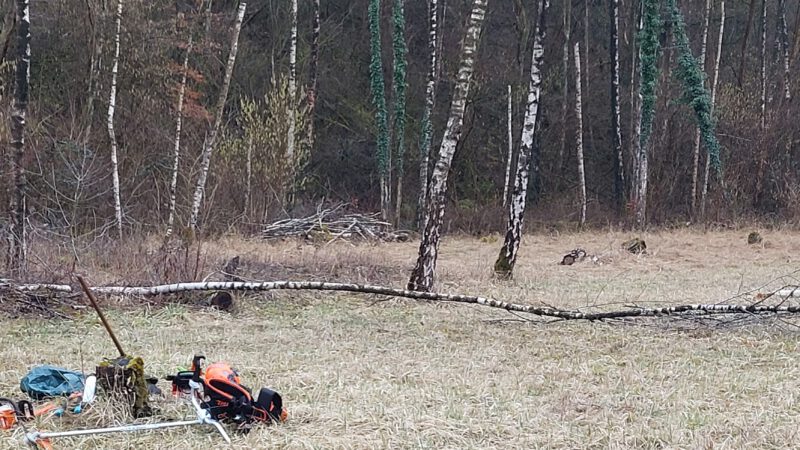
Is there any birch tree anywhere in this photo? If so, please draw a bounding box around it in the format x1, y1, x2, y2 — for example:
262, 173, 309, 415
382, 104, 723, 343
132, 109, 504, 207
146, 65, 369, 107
493, 0, 548, 280
6, 0, 30, 272
778, 0, 790, 100
107, 0, 124, 239
609, 0, 624, 211
392, 0, 408, 226
165, 34, 193, 239
417, 0, 438, 230
701, 0, 724, 219
760, 0, 766, 129
188, 2, 246, 231
691, 0, 711, 215
409, 0, 488, 291
502, 84, 513, 207
574, 42, 587, 228
368, 0, 391, 221
287, 0, 297, 160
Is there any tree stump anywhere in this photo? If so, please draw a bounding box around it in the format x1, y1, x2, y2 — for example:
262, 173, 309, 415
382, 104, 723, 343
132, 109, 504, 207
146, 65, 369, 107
622, 238, 647, 254
747, 231, 762, 245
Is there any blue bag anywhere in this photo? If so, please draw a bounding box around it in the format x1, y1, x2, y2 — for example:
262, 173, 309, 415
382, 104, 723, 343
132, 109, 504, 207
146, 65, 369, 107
19, 365, 85, 400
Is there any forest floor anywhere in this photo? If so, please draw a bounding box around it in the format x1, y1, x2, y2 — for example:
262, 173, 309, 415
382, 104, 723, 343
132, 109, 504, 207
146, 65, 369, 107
3, 229, 800, 448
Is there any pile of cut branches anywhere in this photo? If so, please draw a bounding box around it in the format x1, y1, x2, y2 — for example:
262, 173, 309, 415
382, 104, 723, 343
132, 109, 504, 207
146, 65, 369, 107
262, 203, 409, 242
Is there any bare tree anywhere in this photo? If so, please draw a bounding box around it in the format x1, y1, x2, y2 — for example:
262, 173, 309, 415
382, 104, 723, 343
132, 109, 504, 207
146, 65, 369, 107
408, 0, 488, 291
0, 0, 15, 64
188, 2, 246, 231
691, 0, 711, 216
418, 0, 438, 230
609, 0, 624, 211
6, 0, 30, 272
107, 0, 124, 239
574, 42, 587, 228
700, 0, 724, 219
502, 84, 513, 207
778, 0, 790, 100
760, 0, 766, 129
738, 0, 758, 86
558, 0, 570, 172
165, 34, 193, 239
306, 0, 320, 149
287, 0, 297, 160
493, 0, 548, 279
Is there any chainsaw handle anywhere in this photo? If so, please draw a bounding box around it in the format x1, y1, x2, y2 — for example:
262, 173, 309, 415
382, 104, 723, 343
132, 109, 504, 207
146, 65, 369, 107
191, 355, 205, 382
16, 401, 34, 420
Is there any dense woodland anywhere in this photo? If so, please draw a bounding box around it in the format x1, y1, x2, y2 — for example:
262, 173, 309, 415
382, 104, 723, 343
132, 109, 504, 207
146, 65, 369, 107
1, 0, 799, 248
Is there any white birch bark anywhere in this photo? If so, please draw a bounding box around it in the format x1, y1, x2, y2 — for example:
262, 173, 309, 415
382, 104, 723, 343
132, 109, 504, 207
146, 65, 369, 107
107, 0, 123, 239
287, 0, 297, 160
700, 0, 724, 219
610, 0, 624, 211
502, 84, 513, 207
8, 280, 799, 321
778, 0, 790, 100
574, 42, 587, 228
165, 34, 193, 239
417, 0, 438, 230
691, 0, 711, 216
493, 0, 548, 279
408, 0, 488, 291
6, 0, 30, 272
188, 2, 246, 231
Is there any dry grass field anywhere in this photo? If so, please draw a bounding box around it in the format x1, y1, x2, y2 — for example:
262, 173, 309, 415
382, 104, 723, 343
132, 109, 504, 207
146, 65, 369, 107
3, 229, 800, 449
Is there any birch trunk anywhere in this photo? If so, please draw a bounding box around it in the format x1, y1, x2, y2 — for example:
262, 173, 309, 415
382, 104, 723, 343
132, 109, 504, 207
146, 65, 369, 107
575, 42, 587, 228
306, 0, 320, 150
6, 279, 800, 321
493, 0, 548, 280
778, 0, 790, 100
558, 0, 570, 173
188, 2, 246, 231
107, 0, 123, 239
165, 34, 193, 239
502, 84, 513, 207
691, 0, 711, 216
610, 0, 624, 212
417, 0, 438, 231
408, 0, 488, 291
700, 0, 724, 219
287, 0, 297, 160
629, 0, 642, 203
6, 0, 29, 273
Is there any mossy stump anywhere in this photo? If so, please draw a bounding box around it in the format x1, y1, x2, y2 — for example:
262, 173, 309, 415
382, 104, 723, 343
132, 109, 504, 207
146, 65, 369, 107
747, 231, 762, 245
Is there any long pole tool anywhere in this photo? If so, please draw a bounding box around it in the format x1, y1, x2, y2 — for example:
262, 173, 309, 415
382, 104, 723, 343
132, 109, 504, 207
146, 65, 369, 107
76, 276, 126, 357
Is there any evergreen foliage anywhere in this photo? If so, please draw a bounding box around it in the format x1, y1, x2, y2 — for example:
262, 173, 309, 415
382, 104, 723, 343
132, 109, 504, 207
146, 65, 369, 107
392, 0, 408, 181
368, 0, 390, 179
668, 0, 722, 174
638, 0, 662, 152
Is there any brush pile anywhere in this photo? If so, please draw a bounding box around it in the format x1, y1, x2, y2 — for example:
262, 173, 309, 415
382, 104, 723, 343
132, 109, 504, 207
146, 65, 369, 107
261, 204, 409, 242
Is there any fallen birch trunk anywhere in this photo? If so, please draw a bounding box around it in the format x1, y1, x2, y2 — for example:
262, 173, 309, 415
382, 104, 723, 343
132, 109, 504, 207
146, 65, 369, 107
2, 281, 800, 321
